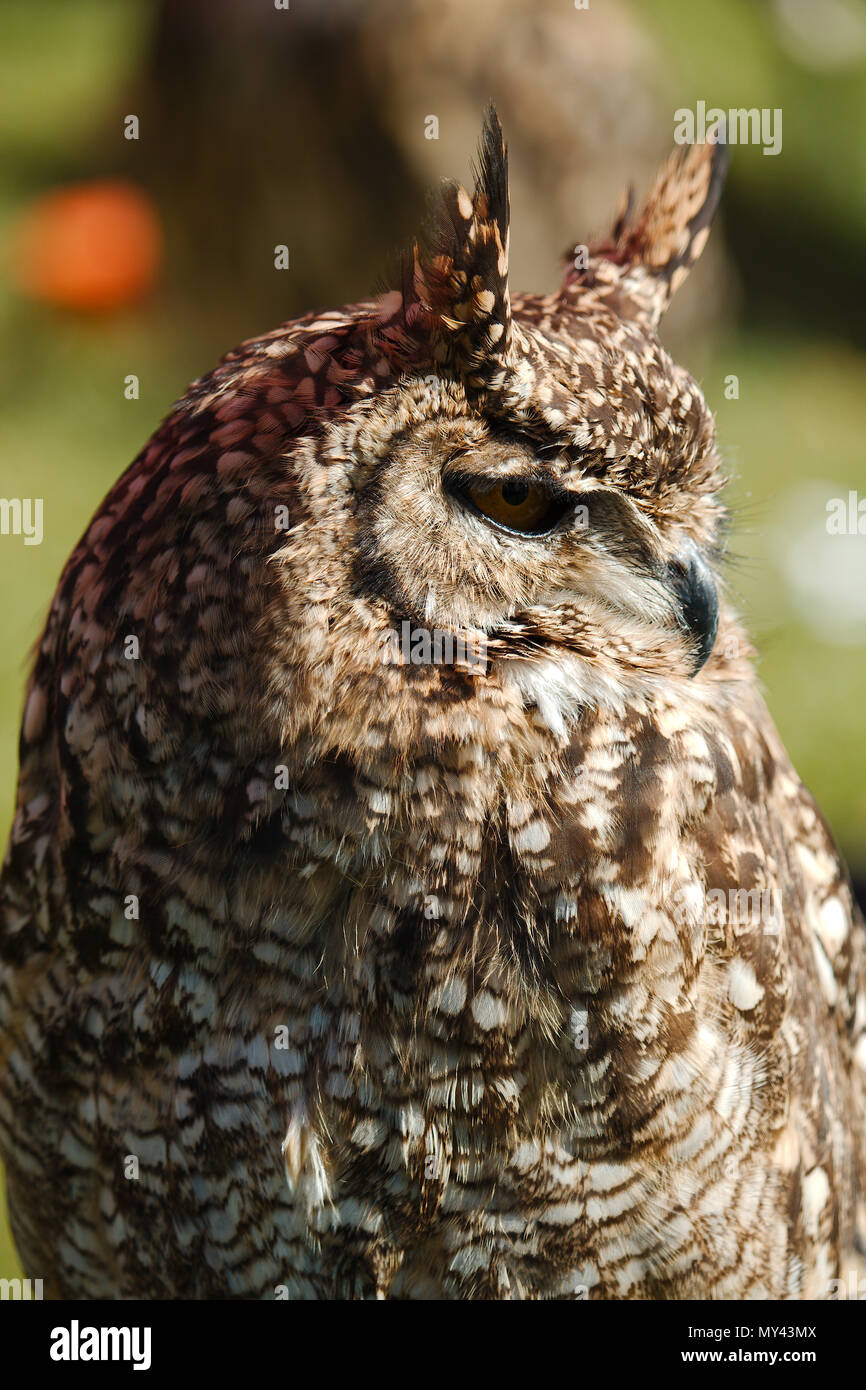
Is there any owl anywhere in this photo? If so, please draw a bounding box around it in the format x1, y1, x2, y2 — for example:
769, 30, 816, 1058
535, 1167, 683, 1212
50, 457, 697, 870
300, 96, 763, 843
1, 110, 864, 1301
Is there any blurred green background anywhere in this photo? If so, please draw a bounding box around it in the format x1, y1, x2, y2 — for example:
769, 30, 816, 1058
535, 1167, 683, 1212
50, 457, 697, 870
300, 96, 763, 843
0, 0, 864, 1283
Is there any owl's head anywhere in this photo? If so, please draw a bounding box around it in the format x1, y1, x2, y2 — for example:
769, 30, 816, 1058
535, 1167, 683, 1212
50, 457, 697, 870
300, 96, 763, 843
245, 110, 732, 765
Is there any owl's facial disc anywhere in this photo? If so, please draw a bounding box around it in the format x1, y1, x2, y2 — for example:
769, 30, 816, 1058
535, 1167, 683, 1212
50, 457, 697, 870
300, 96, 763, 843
351, 401, 721, 688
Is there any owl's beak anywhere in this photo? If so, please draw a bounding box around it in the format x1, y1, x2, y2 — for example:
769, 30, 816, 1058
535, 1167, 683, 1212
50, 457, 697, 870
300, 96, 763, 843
666, 542, 719, 675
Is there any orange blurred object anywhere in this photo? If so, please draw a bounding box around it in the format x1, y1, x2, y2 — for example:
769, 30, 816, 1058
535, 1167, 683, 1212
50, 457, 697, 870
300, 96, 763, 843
12, 180, 162, 312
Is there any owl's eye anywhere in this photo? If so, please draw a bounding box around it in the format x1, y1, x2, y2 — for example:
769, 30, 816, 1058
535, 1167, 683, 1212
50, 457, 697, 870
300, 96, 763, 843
458, 476, 567, 536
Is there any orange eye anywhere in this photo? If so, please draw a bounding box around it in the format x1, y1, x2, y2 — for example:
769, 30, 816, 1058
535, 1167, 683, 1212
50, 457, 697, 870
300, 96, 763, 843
467, 478, 558, 533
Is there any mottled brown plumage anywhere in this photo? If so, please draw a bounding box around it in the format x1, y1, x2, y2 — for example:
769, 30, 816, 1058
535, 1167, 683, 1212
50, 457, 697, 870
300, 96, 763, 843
1, 111, 864, 1300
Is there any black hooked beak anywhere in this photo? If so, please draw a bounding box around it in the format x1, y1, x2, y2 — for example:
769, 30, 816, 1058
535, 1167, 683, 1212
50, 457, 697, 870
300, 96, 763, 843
666, 542, 719, 675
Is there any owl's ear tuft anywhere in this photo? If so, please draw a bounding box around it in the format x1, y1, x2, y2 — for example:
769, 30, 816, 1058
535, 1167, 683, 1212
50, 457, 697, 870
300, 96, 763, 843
411, 104, 512, 390
566, 134, 728, 329
473, 103, 510, 254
